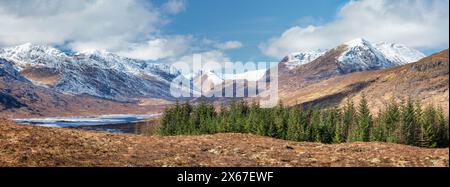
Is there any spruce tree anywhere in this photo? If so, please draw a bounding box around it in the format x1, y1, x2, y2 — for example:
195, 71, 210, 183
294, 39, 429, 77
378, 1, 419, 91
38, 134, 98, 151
298, 107, 310, 141
217, 105, 229, 133
320, 108, 339, 144
382, 99, 400, 143
414, 102, 423, 145
309, 107, 321, 142
159, 105, 175, 135
356, 94, 372, 142
246, 101, 261, 133
435, 107, 449, 147
400, 98, 418, 145
180, 101, 192, 134
371, 111, 385, 142
342, 99, 355, 142
333, 121, 344, 143
257, 109, 269, 136
273, 102, 287, 139
420, 106, 437, 147
287, 107, 302, 141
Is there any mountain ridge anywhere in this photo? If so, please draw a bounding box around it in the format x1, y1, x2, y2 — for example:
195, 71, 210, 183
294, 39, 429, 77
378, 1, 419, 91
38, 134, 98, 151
0, 43, 180, 101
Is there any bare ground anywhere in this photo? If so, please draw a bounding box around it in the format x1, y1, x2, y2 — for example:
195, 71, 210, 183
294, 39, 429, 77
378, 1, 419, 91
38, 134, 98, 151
0, 119, 448, 167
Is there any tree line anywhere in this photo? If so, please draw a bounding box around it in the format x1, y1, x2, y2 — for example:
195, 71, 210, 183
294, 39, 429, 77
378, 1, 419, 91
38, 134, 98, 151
158, 95, 449, 148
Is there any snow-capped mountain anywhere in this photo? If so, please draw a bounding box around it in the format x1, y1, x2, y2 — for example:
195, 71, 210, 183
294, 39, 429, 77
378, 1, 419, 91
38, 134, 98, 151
0, 58, 29, 82
374, 42, 426, 65
337, 38, 425, 73
283, 50, 326, 70
282, 38, 425, 73
0, 43, 180, 101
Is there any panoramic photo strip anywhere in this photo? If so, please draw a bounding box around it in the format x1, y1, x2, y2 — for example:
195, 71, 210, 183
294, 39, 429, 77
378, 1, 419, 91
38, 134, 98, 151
0, 0, 448, 184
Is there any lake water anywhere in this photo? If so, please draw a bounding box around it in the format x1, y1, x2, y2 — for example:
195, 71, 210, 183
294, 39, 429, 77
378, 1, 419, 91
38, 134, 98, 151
13, 114, 161, 133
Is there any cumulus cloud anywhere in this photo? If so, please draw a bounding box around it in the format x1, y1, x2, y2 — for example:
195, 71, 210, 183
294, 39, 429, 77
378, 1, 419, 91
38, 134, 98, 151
174, 50, 231, 65
0, 0, 242, 61
162, 0, 186, 14
0, 0, 162, 48
260, 0, 449, 59
215, 41, 243, 50
117, 35, 194, 61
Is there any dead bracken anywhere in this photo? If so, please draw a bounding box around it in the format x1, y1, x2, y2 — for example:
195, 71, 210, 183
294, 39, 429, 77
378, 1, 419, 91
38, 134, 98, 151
0, 119, 448, 167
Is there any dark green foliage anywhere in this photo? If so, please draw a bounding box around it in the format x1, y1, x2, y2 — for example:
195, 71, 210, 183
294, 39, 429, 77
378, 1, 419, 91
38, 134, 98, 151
355, 94, 372, 142
435, 107, 449, 147
342, 99, 355, 142
159, 98, 449, 148
400, 98, 419, 145
419, 106, 437, 147
381, 100, 400, 143
286, 107, 302, 141
371, 110, 384, 142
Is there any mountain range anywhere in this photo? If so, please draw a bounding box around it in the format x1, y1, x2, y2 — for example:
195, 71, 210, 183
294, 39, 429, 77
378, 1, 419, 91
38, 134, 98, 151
0, 38, 448, 117
0, 43, 179, 101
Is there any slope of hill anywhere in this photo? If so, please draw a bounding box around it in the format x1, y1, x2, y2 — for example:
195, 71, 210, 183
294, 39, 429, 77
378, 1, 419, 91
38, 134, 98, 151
279, 49, 449, 114
0, 119, 447, 167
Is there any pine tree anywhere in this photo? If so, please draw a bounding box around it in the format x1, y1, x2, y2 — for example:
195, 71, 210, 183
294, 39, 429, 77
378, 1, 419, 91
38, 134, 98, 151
159, 105, 175, 135
382, 99, 400, 143
257, 109, 269, 136
319, 108, 339, 144
217, 105, 229, 133
356, 94, 372, 142
286, 107, 302, 141
435, 107, 449, 147
371, 109, 385, 142
266, 110, 277, 137
246, 101, 261, 133
400, 98, 418, 145
298, 107, 310, 141
309, 107, 321, 142
179, 101, 192, 134
342, 99, 355, 142
333, 121, 344, 143
273, 102, 287, 139
414, 102, 423, 145
420, 106, 437, 147
226, 101, 238, 132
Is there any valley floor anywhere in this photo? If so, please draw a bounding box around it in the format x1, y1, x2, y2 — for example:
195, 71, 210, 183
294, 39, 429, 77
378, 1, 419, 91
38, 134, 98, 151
0, 119, 448, 167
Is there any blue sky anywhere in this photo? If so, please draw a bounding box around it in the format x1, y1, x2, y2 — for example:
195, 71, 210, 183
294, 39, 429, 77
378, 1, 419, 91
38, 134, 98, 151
154, 0, 347, 61
153, 0, 447, 61
0, 0, 448, 62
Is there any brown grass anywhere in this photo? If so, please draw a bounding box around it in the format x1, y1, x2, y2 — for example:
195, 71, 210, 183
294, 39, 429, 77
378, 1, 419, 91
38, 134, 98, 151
0, 118, 448, 167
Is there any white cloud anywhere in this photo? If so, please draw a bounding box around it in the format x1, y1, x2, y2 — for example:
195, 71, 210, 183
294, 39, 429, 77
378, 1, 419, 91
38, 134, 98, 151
113, 36, 242, 61
260, 0, 449, 59
162, 0, 186, 14
0, 0, 162, 48
215, 41, 243, 50
0, 0, 242, 61
117, 35, 194, 61
173, 50, 231, 66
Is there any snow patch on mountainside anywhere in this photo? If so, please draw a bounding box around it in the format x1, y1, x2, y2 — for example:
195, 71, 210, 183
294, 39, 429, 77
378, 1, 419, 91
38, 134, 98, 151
284, 50, 326, 70
337, 38, 425, 73
374, 42, 426, 65
0, 43, 69, 71
337, 38, 393, 72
